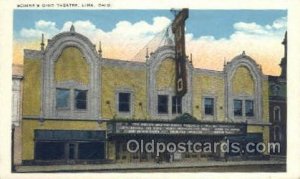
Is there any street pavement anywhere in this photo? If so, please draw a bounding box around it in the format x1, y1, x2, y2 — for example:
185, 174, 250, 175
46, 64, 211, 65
15, 156, 286, 173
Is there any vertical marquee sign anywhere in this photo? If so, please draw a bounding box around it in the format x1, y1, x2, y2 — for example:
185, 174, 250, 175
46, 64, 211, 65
172, 8, 189, 96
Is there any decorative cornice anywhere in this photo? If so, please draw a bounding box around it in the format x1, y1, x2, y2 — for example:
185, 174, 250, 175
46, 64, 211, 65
225, 54, 262, 74
102, 58, 146, 69
45, 31, 99, 59
193, 68, 224, 77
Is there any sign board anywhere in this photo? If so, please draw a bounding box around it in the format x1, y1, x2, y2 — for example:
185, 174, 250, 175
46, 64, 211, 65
172, 8, 189, 96
108, 121, 247, 136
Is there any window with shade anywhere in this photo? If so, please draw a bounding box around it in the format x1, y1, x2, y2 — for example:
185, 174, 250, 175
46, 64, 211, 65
234, 99, 255, 117
158, 95, 168, 114
204, 98, 214, 115
245, 100, 254, 117
234, 99, 243, 116
56, 88, 70, 109
75, 90, 87, 110
118, 92, 131, 112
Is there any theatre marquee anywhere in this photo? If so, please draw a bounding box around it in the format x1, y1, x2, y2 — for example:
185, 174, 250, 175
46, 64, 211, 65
107, 121, 247, 136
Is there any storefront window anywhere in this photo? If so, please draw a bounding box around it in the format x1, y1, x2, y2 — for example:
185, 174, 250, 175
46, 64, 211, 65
118, 92, 131, 112
35, 142, 65, 160
34, 130, 106, 161
78, 142, 105, 159
158, 95, 168, 114
204, 98, 214, 115
56, 88, 70, 109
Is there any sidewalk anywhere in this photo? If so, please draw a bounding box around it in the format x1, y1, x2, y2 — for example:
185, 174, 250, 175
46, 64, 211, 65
15, 157, 286, 173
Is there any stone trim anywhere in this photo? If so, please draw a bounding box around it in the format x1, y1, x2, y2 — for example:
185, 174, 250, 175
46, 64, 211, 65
247, 122, 272, 126
102, 58, 146, 69
12, 77, 23, 126
22, 116, 108, 122
56, 81, 89, 89
193, 68, 224, 77
224, 54, 263, 123
46, 32, 98, 54
42, 31, 101, 120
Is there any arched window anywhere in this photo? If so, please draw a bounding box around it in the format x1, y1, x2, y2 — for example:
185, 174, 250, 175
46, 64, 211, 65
274, 106, 281, 122
147, 46, 192, 120
43, 32, 100, 119
224, 54, 263, 122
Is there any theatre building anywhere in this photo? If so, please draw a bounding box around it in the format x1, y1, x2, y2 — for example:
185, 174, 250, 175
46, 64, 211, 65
20, 25, 270, 165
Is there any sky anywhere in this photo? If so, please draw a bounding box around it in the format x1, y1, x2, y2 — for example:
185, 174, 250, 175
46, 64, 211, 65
13, 10, 287, 75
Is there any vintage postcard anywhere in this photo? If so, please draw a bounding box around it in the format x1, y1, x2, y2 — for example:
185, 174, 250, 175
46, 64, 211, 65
1, 0, 300, 178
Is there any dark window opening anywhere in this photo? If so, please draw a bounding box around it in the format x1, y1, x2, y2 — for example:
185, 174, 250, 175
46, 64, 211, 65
118, 92, 131, 112
75, 90, 87, 110
234, 100, 242, 116
56, 88, 70, 109
204, 98, 214, 115
172, 96, 182, 114
274, 127, 281, 141
158, 95, 168, 114
274, 107, 281, 121
245, 100, 254, 117
68, 143, 76, 159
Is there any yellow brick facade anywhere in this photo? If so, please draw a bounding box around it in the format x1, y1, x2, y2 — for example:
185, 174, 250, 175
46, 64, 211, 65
156, 58, 176, 90
192, 74, 225, 121
55, 47, 89, 84
21, 30, 270, 162
22, 59, 41, 116
101, 65, 147, 119
232, 66, 255, 96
